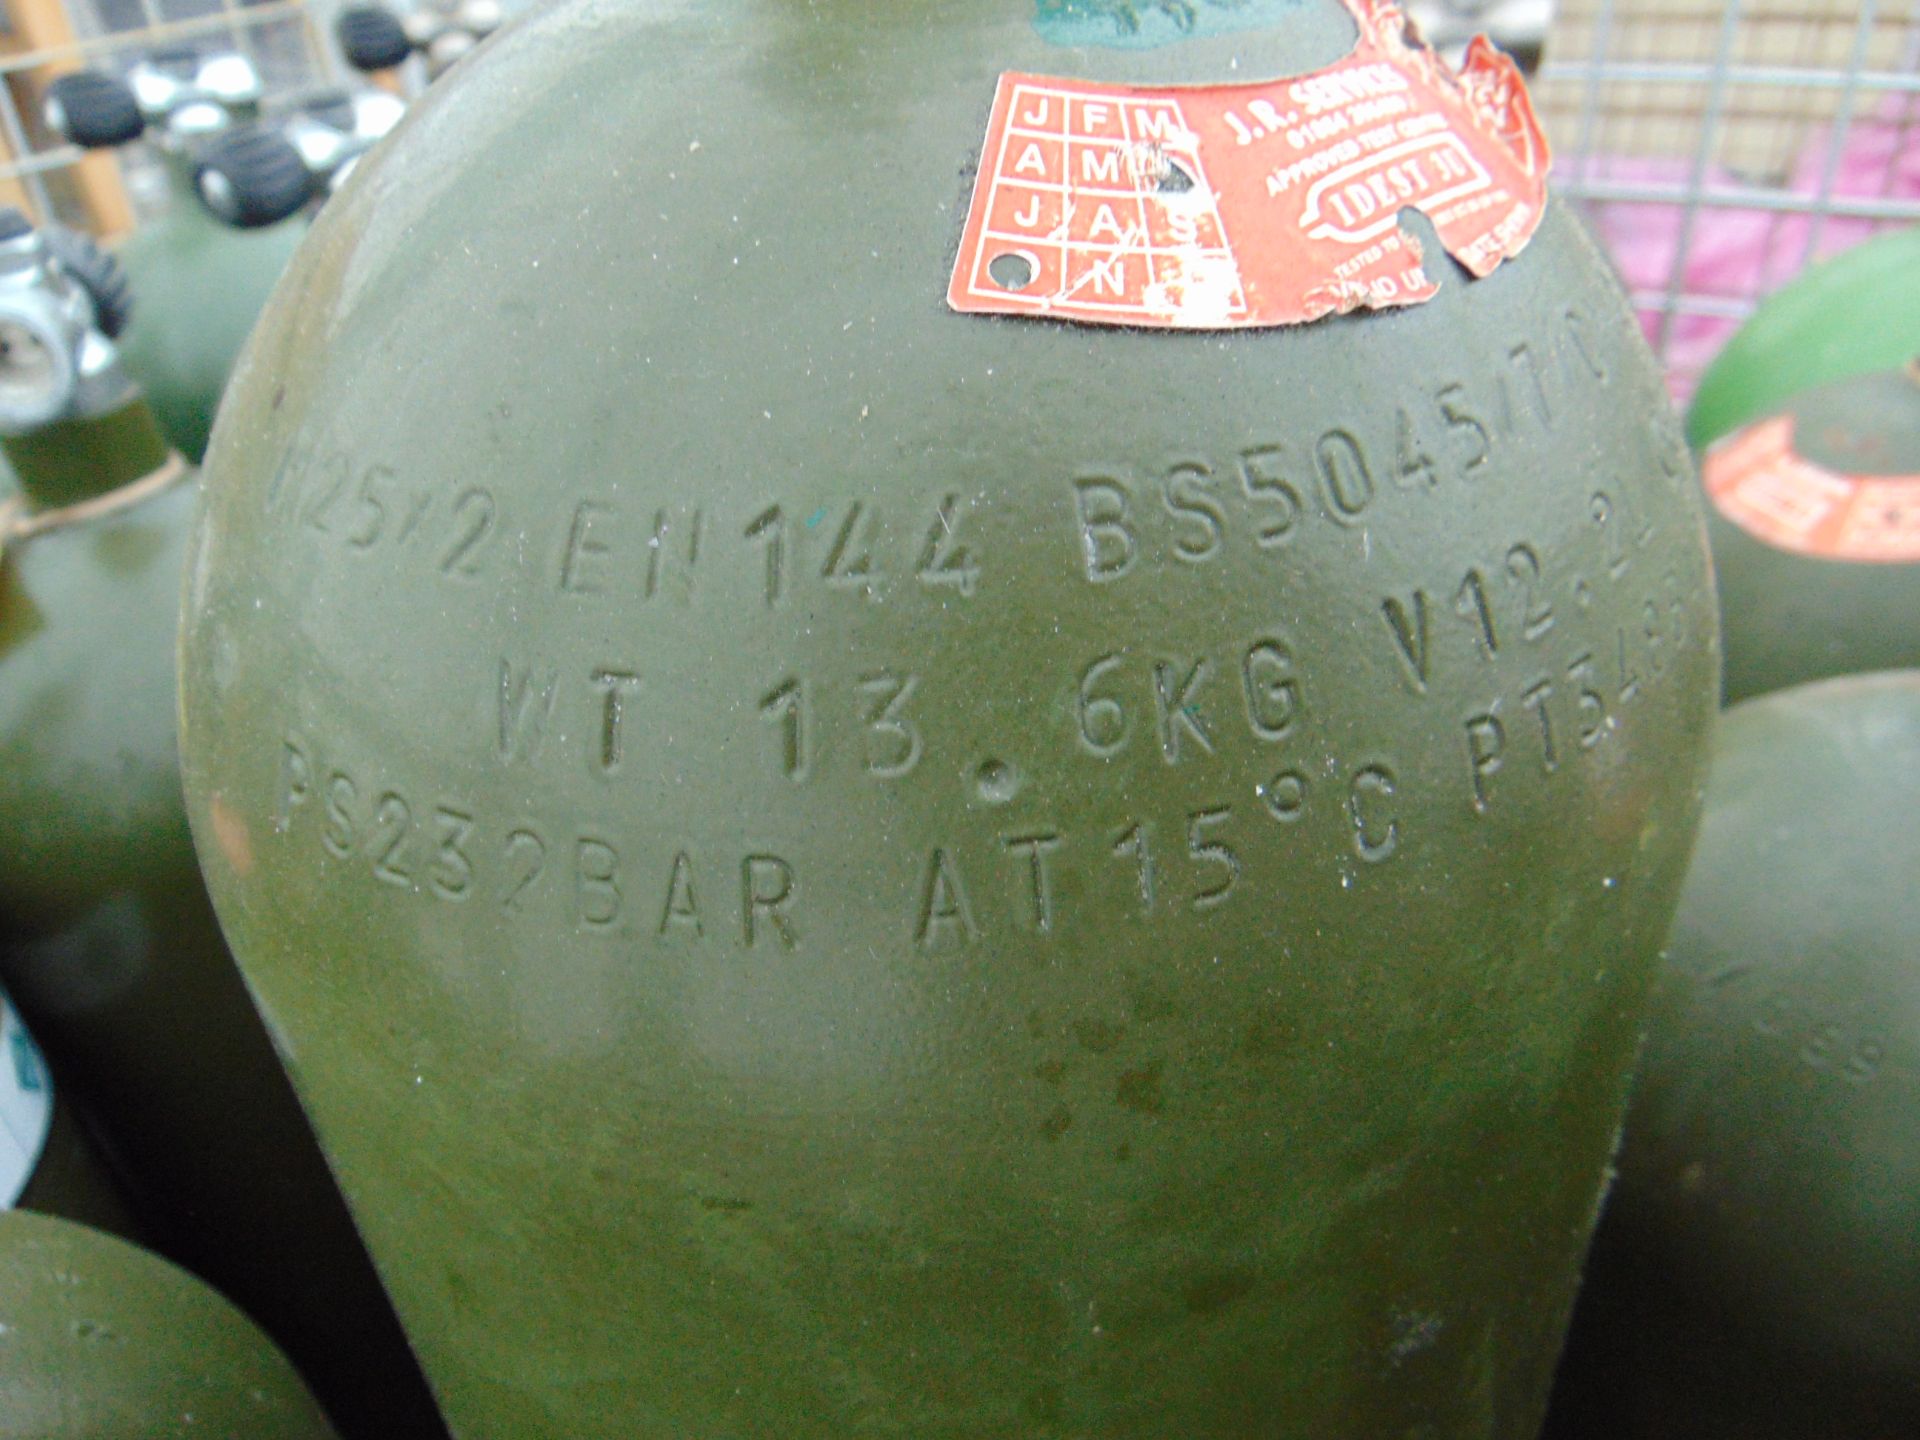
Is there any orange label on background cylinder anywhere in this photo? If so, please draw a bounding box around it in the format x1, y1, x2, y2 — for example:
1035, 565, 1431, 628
948, 0, 1549, 329
1704, 415, 1920, 563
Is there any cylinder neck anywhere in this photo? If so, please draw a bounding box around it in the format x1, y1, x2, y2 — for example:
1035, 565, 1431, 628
160, 148, 221, 230
3, 394, 173, 510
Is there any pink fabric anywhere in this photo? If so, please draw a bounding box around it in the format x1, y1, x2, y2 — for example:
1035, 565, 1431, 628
1579, 104, 1920, 398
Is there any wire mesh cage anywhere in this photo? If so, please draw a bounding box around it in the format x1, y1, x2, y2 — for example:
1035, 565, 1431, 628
0, 0, 1907, 363
1533, 0, 1920, 400
0, 0, 340, 235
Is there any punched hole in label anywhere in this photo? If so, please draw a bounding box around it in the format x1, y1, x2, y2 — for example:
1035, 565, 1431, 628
988, 250, 1039, 291
1157, 158, 1195, 194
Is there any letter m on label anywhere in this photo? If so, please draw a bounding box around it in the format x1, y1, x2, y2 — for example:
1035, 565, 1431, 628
1081, 146, 1122, 183
1128, 105, 1179, 142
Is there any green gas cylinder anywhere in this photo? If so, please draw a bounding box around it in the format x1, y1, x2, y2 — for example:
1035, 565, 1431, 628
339, 0, 505, 82
179, 4, 1719, 1434
40, 55, 392, 464
114, 154, 303, 463
0, 215, 445, 1440
43, 54, 305, 464
0, 992, 329, 1438
111, 85, 409, 459
1702, 364, 1920, 703
1687, 226, 1920, 453
0, 1209, 339, 1439
1543, 671, 1920, 1437
1, 994, 322, 1435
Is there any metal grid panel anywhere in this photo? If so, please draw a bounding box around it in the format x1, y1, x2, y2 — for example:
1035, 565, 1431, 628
0, 0, 337, 232
1533, 0, 1920, 398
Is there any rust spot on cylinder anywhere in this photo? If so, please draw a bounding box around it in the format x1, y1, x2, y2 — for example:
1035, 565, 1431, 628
209, 792, 255, 879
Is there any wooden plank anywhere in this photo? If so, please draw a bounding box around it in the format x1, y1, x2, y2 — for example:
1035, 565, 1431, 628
0, 0, 135, 236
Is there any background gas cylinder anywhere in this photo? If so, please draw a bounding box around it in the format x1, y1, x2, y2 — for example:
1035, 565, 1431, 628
43, 53, 298, 463
1686, 225, 1920, 454
1701, 364, 1920, 703
42, 57, 402, 463
179, 3, 1719, 1435
338, 0, 504, 83
0, 990, 333, 1437
0, 211, 445, 1440
193, 87, 407, 225
1542, 670, 1920, 1437
0, 1208, 339, 1439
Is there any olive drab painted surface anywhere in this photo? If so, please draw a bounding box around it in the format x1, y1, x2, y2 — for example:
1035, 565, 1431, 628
1703, 367, 1920, 703
179, 2, 1720, 1434
0, 405, 446, 1440
1544, 673, 1920, 1437
116, 159, 304, 463
0, 1209, 339, 1440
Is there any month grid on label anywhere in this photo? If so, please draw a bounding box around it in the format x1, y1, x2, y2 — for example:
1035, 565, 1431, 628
1734, 461, 1849, 534
1704, 414, 1920, 562
1837, 480, 1920, 555
963, 82, 1249, 321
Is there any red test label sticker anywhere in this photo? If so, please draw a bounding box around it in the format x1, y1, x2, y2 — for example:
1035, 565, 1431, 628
1703, 414, 1920, 564
948, 0, 1550, 329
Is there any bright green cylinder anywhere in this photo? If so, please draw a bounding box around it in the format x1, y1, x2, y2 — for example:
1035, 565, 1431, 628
1686, 227, 1920, 453
179, 3, 1720, 1435
115, 159, 303, 463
